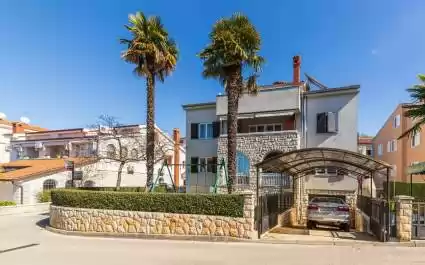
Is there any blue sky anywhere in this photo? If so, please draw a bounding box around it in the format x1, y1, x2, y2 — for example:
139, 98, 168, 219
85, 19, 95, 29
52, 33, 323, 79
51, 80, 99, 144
0, 0, 424, 136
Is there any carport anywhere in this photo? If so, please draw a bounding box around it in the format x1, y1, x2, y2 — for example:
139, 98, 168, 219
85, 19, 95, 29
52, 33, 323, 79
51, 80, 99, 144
254, 147, 393, 241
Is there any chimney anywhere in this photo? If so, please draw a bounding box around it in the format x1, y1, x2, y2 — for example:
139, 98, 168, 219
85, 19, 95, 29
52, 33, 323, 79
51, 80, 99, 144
293, 55, 301, 85
172, 128, 181, 187
12, 122, 25, 133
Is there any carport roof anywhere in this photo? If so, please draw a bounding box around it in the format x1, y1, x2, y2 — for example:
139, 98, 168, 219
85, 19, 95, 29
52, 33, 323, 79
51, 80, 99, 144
255, 147, 392, 178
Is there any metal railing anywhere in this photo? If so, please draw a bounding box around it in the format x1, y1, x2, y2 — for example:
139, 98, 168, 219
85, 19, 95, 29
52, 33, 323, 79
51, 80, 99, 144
412, 201, 425, 239
258, 192, 293, 235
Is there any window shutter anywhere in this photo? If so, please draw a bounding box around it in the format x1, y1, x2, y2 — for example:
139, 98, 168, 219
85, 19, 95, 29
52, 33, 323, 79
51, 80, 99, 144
387, 141, 391, 152
327, 112, 337, 132
190, 157, 198, 173
237, 120, 242, 133
316, 113, 327, 133
190, 123, 199, 139
212, 121, 220, 138
212, 157, 217, 173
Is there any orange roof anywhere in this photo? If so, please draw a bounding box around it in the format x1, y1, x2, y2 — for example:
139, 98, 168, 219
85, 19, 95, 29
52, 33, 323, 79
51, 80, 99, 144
0, 118, 47, 132
358, 136, 373, 145
0, 158, 96, 181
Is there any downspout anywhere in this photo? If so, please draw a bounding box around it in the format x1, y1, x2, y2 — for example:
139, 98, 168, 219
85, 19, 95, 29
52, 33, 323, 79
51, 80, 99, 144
11, 181, 23, 204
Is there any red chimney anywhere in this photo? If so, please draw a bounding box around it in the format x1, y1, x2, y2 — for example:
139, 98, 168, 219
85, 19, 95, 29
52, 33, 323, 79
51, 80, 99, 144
12, 122, 25, 133
293, 55, 301, 85
172, 128, 181, 187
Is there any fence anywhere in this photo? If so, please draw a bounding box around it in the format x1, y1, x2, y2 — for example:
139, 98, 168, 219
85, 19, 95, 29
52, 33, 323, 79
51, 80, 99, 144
412, 200, 425, 239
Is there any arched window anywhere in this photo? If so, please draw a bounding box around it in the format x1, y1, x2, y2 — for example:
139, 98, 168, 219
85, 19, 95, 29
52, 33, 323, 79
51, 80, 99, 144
43, 179, 57, 190
130, 148, 138, 159
84, 180, 95, 187
106, 144, 116, 159
121, 147, 128, 159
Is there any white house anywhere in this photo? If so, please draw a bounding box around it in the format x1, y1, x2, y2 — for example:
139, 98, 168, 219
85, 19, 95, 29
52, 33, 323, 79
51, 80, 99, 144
0, 125, 186, 204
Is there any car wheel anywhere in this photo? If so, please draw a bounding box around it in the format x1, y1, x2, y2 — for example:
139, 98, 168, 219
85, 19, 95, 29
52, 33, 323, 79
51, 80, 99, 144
307, 221, 315, 229
341, 224, 350, 232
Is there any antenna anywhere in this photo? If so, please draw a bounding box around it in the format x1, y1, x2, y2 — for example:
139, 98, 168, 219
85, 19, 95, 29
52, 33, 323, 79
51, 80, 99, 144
20, 116, 30, 123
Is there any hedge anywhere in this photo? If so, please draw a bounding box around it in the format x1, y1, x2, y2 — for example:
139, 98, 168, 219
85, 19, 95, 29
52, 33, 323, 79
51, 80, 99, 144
0, 201, 16, 206
77, 185, 168, 193
383, 181, 425, 199
51, 189, 244, 217
37, 191, 52, 202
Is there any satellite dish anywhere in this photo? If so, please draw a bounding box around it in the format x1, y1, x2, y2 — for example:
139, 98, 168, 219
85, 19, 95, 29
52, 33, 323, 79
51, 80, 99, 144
0, 112, 6, 119
20, 116, 30, 124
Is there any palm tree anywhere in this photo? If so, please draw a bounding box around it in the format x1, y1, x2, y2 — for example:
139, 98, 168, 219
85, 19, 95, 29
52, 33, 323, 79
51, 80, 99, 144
199, 13, 264, 193
399, 74, 425, 139
121, 12, 178, 189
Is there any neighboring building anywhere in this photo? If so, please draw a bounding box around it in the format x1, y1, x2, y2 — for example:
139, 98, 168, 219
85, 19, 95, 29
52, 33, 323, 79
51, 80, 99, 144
358, 135, 373, 157
0, 113, 46, 163
183, 56, 360, 195
373, 103, 425, 186
0, 125, 186, 204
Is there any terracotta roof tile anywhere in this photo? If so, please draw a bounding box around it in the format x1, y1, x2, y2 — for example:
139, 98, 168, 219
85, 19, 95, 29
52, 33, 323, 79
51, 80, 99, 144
0, 119, 47, 132
358, 136, 373, 145
0, 158, 96, 181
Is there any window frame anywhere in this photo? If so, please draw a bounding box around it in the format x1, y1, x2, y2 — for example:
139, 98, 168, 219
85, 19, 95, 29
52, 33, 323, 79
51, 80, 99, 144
43, 179, 57, 191
393, 114, 400, 128
198, 123, 213, 139
377, 144, 383, 156
411, 132, 421, 148
248, 123, 284, 133
198, 157, 216, 173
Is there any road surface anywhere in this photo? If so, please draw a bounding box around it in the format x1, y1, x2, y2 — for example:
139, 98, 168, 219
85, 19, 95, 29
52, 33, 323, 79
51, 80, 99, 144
1, 212, 425, 265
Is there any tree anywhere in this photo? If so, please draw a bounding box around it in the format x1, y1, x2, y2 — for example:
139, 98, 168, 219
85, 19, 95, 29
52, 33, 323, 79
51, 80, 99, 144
199, 13, 264, 193
120, 12, 178, 189
399, 74, 425, 139
91, 115, 173, 190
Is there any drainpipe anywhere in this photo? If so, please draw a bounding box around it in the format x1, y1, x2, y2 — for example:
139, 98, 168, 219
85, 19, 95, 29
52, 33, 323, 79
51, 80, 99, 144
11, 181, 23, 204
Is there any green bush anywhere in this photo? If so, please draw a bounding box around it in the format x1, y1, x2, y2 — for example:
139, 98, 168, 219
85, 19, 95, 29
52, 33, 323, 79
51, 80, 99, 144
37, 191, 52, 202
51, 189, 244, 217
0, 201, 16, 206
77, 185, 171, 193
384, 181, 425, 199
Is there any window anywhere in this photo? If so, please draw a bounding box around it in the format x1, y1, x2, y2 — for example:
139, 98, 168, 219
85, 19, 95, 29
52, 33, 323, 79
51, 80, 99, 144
130, 148, 138, 159
377, 144, 383, 156
65, 180, 73, 188
237, 152, 250, 176
315, 168, 325, 175
43, 179, 57, 190
366, 149, 372, 156
106, 144, 116, 159
127, 165, 135, 174
220, 120, 227, 135
84, 180, 95, 187
317, 112, 338, 133
393, 115, 400, 128
191, 122, 220, 139
315, 167, 337, 175
412, 132, 421, 148
388, 140, 397, 152
248, 124, 283, 133
190, 157, 217, 173
120, 147, 128, 159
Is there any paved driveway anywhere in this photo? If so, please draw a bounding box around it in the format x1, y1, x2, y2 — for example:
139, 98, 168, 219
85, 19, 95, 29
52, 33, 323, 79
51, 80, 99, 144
1, 212, 425, 265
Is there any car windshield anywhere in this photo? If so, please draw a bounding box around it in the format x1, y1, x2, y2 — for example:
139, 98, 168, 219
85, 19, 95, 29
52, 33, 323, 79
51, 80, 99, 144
311, 197, 344, 204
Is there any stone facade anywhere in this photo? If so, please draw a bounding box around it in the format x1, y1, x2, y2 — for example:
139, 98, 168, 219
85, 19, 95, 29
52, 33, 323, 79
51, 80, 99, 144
395, 195, 413, 241
217, 132, 299, 188
50, 193, 256, 240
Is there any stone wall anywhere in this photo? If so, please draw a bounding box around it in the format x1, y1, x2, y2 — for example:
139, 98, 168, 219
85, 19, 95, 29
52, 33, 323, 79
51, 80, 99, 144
277, 208, 295, 227
50, 193, 256, 240
217, 132, 299, 190
395, 195, 413, 241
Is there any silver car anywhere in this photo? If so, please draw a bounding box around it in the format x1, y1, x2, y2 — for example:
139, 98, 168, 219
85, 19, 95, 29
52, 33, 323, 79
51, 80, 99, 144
307, 197, 350, 231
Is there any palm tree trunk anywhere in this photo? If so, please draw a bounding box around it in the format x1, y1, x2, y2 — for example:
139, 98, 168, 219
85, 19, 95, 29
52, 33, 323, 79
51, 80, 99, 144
226, 66, 242, 194
116, 162, 125, 191
145, 73, 155, 191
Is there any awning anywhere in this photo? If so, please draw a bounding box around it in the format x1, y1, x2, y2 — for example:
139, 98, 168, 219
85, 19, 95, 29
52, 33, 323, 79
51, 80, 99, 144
219, 110, 295, 120
407, 162, 425, 175
255, 147, 392, 179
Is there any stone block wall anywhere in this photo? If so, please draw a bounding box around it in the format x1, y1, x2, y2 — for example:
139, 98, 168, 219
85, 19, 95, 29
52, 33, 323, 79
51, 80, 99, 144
49, 193, 256, 240
395, 195, 413, 241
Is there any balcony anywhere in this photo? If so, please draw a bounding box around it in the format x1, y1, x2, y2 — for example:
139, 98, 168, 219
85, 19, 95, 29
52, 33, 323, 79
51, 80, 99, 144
219, 115, 298, 136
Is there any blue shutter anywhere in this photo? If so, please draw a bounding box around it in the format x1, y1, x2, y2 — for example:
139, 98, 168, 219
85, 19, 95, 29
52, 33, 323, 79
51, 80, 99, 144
236, 152, 250, 176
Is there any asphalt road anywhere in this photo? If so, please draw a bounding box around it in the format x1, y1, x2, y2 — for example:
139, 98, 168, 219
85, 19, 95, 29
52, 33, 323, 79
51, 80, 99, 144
1, 212, 425, 265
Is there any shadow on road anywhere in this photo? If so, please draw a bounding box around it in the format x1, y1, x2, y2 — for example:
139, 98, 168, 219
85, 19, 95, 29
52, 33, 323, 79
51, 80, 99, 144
36, 217, 49, 229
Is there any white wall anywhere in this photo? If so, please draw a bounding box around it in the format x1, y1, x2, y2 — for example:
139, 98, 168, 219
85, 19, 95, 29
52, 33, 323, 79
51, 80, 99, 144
0, 182, 14, 201
305, 91, 358, 151
0, 126, 12, 163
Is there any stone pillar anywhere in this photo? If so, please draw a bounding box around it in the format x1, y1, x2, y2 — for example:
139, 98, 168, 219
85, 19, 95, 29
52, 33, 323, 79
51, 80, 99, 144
395, 195, 414, 241
242, 192, 256, 238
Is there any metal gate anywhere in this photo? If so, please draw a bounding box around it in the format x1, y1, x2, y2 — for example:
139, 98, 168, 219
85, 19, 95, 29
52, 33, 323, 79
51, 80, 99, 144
412, 201, 425, 239
256, 173, 293, 237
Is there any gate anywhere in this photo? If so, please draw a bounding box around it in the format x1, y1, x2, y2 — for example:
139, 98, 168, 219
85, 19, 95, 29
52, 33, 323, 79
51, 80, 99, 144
257, 173, 293, 236
357, 196, 396, 242
412, 200, 425, 239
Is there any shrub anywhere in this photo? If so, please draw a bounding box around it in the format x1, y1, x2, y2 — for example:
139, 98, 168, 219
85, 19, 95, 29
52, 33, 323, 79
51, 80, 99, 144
37, 191, 52, 202
51, 189, 244, 217
77, 185, 171, 193
0, 201, 16, 206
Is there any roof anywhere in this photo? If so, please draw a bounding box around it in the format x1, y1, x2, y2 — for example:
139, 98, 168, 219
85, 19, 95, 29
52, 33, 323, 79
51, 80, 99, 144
0, 119, 47, 132
26, 128, 84, 134
182, 102, 216, 110
255, 147, 392, 179
304, 86, 360, 96
358, 136, 373, 145
0, 158, 96, 181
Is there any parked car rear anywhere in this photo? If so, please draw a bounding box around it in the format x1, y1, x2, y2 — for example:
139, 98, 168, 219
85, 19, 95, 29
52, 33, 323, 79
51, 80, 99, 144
307, 196, 350, 231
